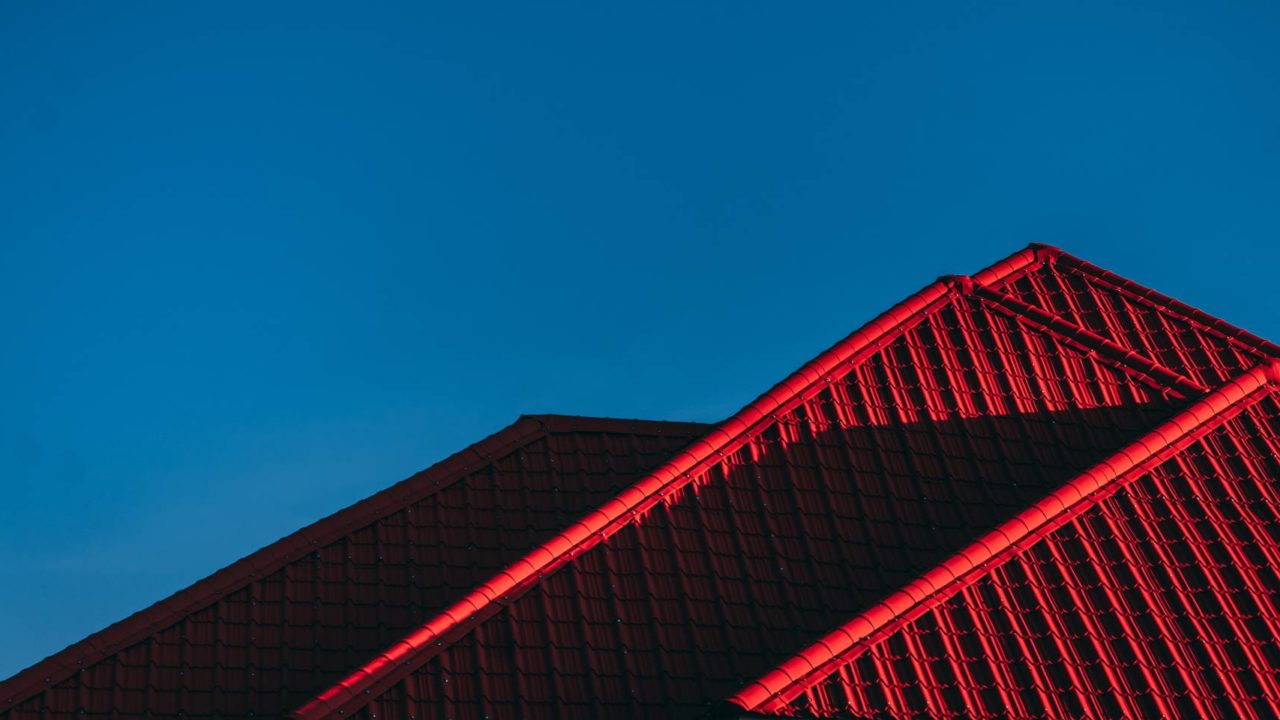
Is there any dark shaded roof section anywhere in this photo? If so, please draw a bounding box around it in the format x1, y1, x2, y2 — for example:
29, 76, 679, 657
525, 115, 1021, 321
300, 245, 1254, 720
737, 363, 1280, 718
0, 415, 709, 720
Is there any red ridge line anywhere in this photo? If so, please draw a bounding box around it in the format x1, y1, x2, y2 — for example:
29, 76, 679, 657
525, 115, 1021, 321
0, 414, 708, 709
729, 360, 1280, 713
289, 250, 1058, 719
966, 280, 1209, 397
1028, 243, 1280, 358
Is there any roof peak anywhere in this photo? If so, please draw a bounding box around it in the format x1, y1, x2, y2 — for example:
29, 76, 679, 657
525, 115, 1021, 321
1027, 244, 1280, 357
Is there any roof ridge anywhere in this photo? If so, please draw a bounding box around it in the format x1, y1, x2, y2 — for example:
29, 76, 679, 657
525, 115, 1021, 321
728, 360, 1280, 714
0, 414, 708, 710
292, 243, 1210, 719
1027, 244, 1280, 358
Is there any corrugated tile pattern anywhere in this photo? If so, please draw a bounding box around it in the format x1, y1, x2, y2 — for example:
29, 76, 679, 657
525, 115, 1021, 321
779, 389, 1280, 720
994, 252, 1270, 387
352, 289, 1196, 720
0, 419, 706, 720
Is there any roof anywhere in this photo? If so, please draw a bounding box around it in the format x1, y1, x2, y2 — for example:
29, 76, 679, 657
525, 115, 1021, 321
9, 243, 1280, 720
290, 244, 1280, 720
0, 415, 710, 719
729, 360, 1280, 717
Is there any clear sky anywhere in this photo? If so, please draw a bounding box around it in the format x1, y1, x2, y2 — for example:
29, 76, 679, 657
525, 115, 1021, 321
2, 1, 1279, 678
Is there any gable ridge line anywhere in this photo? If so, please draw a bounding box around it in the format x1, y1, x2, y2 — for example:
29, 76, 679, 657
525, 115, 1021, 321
0, 414, 708, 710
729, 359, 1280, 714
1029, 244, 1280, 359
292, 249, 1060, 719
292, 244, 1205, 719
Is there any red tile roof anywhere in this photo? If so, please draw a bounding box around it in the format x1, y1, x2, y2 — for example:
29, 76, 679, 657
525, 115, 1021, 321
0, 416, 709, 719
8, 243, 1280, 720
289, 245, 1280, 720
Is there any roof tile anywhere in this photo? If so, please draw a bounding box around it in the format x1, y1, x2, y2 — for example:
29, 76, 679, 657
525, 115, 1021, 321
316, 248, 1226, 720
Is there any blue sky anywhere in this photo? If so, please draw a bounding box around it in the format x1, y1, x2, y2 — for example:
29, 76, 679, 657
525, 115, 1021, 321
2, 1, 1279, 678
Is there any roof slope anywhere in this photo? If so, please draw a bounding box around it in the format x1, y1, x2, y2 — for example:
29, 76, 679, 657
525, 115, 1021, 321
733, 362, 1280, 718
0, 416, 709, 720
989, 245, 1279, 387
297, 245, 1269, 720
